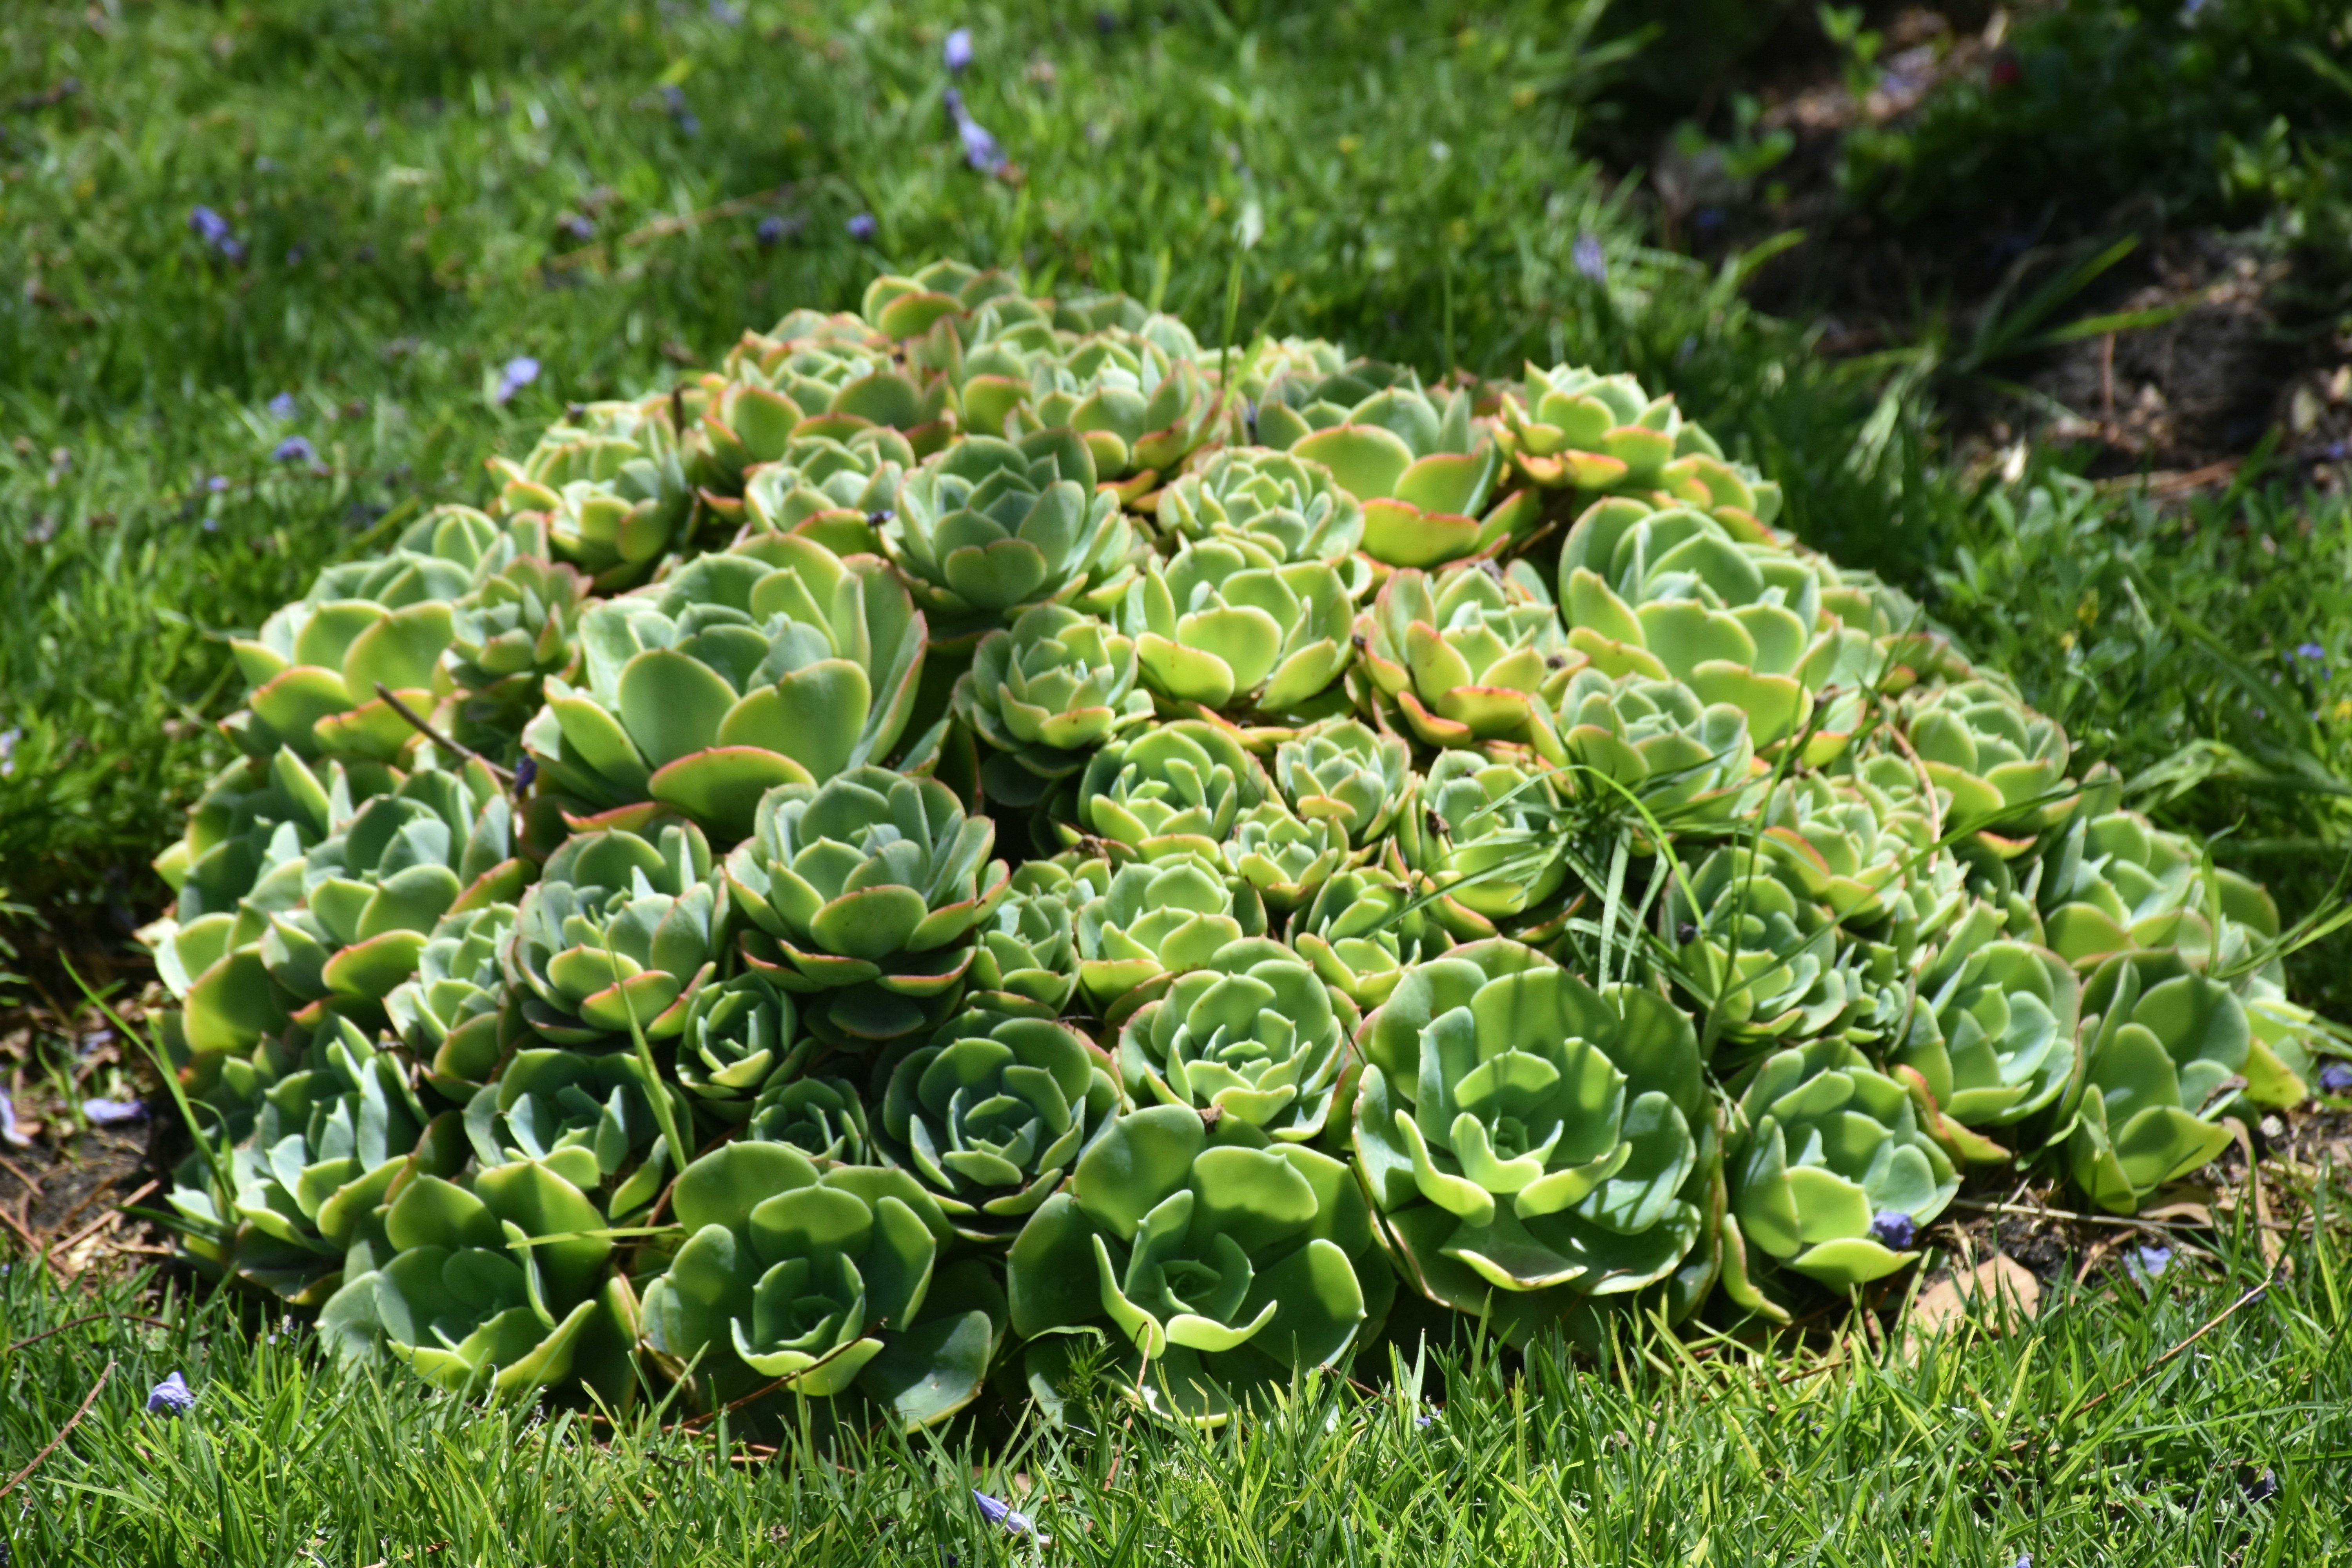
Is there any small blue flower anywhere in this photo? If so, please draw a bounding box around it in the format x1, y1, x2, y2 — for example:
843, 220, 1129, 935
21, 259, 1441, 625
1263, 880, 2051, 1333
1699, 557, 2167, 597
82, 1098, 147, 1126
2135, 1245, 2173, 1278
757, 214, 797, 249
971, 1490, 1035, 1536
188, 205, 232, 246
494, 356, 541, 406
957, 114, 1007, 174
206, 475, 229, 493
2296, 642, 2327, 661
560, 214, 595, 243
0, 1086, 28, 1148
2011, 1554, 2032, 1568
147, 1372, 196, 1416
511, 755, 538, 795
1572, 231, 1607, 285
846, 212, 878, 242
944, 27, 975, 74
272, 436, 318, 464
2319, 1061, 2352, 1094
267, 392, 298, 421
1868, 1211, 1917, 1250
0, 729, 19, 786
708, 0, 742, 23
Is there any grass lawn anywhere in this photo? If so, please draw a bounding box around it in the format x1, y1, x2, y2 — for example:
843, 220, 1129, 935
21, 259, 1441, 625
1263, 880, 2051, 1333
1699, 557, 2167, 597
6, 0, 2352, 1561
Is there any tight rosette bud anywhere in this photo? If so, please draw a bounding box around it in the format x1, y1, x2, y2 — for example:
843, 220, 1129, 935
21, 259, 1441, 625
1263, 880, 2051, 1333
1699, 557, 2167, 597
1153, 446, 1365, 567
1661, 846, 1860, 1055
1287, 865, 1449, 1009
640, 1142, 1005, 1426
1272, 717, 1412, 849
1076, 853, 1269, 1023
675, 971, 801, 1123
967, 858, 1085, 1020
738, 428, 916, 556
874, 1010, 1124, 1243
724, 768, 1009, 1050
884, 430, 1138, 632
1554, 666, 1758, 826
1007, 1105, 1392, 1425
1721, 1041, 1958, 1304
1354, 562, 1575, 752
507, 817, 720, 1046
1118, 938, 1359, 1142
1392, 751, 1570, 940
1071, 720, 1272, 862
2056, 951, 2249, 1215
523, 534, 926, 840
746, 1075, 875, 1165
486, 399, 693, 589
1904, 678, 2074, 844
385, 902, 521, 1099
1352, 941, 1714, 1337
955, 603, 1153, 806
1121, 535, 1356, 715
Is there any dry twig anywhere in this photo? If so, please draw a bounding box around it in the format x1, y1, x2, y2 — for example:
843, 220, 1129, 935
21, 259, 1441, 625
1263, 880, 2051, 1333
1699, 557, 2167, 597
0, 1358, 114, 1503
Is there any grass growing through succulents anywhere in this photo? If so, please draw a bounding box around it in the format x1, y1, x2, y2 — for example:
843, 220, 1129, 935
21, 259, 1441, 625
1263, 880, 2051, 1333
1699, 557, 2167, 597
6, 1191, 2352, 1564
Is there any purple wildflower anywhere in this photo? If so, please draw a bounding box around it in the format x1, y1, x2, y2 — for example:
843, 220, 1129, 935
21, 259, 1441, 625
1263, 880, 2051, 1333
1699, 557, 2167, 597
188, 205, 232, 247
2319, 1061, 2352, 1094
272, 435, 318, 464
756, 214, 792, 249
511, 755, 538, 796
971, 1491, 1035, 1537
147, 1372, 196, 1416
494, 356, 541, 406
0, 1087, 27, 1148
708, 0, 742, 22
206, 475, 229, 493
662, 85, 699, 137
0, 727, 19, 782
1572, 231, 1607, 284
267, 392, 298, 421
82, 1098, 147, 1126
2296, 642, 2327, 661
957, 113, 1007, 174
2135, 1245, 2173, 1278
560, 213, 595, 243
1868, 1211, 1917, 1250
846, 212, 878, 242
944, 27, 975, 74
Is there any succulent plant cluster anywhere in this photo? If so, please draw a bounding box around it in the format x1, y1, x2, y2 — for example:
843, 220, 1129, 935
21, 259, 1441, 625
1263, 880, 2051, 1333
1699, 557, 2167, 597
142, 260, 2343, 1429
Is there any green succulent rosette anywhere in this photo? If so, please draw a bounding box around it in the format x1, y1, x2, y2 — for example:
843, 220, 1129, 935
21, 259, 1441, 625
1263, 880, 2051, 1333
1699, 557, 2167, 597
953, 603, 1153, 806
1661, 845, 1861, 1054
1272, 717, 1412, 849
686, 330, 943, 495
1884, 902, 2078, 1155
2052, 950, 2250, 1214
1256, 373, 1535, 570
435, 553, 593, 753
152, 749, 367, 927
1118, 938, 1359, 1143
1152, 446, 1366, 568
1008, 1105, 1392, 1425
523, 534, 927, 840
1558, 502, 1838, 759
873, 1009, 1124, 1244
746, 1075, 876, 1165
1497, 367, 1782, 534
1218, 800, 1352, 913
487, 398, 693, 589
317, 1161, 639, 1404
462, 1043, 688, 1221
1351, 940, 1714, 1336
1069, 719, 1273, 862
385, 902, 522, 1100
639, 1142, 1005, 1426
1119, 534, 1357, 717
255, 767, 527, 1014
1553, 665, 1759, 828
1074, 853, 1269, 1024
1720, 1041, 1958, 1304
737, 428, 917, 556
675, 971, 801, 1124
1755, 775, 1911, 928
2036, 800, 2277, 973
723, 768, 1009, 1050
1904, 678, 2074, 846
955, 325, 1231, 493
1390, 750, 1570, 941
168, 1014, 463, 1305
884, 430, 1138, 633
506, 816, 720, 1047
1287, 864, 1450, 1010
1353, 561, 1573, 753
223, 505, 510, 766
967, 858, 1085, 1020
